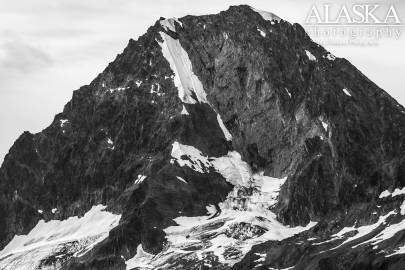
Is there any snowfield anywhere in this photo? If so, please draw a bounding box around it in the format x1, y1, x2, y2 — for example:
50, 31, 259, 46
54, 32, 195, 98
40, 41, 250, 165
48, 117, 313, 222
127, 143, 316, 268
158, 30, 208, 104
0, 205, 121, 270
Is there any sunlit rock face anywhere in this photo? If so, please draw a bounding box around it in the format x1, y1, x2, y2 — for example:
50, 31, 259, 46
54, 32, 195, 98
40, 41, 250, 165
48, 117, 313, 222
1, 4, 405, 270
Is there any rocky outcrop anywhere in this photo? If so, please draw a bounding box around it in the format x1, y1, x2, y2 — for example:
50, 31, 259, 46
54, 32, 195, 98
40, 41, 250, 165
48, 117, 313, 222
1, 4, 405, 270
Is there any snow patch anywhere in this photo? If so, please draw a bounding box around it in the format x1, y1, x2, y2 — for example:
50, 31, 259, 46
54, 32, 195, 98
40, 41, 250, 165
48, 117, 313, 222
134, 175, 147, 185
176, 176, 188, 184
387, 244, 405, 257
211, 151, 251, 186
255, 253, 266, 263
125, 244, 154, 269
158, 32, 208, 104
305, 50, 317, 61
161, 193, 314, 267
133, 145, 312, 267
0, 205, 121, 270
392, 188, 405, 197
181, 105, 189, 115
379, 187, 405, 198
355, 211, 405, 251
401, 201, 405, 215
251, 7, 281, 22
253, 172, 287, 207
51, 208, 57, 214
343, 88, 352, 97
285, 88, 291, 98
150, 83, 163, 96
328, 211, 396, 251
107, 138, 115, 150
59, 119, 68, 134
108, 86, 128, 93
216, 114, 232, 141
59, 119, 68, 127
158, 31, 235, 144
170, 142, 211, 173
380, 190, 391, 198
325, 53, 336, 61
257, 27, 266, 37
321, 120, 328, 131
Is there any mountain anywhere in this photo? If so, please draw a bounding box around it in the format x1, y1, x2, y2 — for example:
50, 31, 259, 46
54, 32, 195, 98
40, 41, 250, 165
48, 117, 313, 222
1, 4, 405, 270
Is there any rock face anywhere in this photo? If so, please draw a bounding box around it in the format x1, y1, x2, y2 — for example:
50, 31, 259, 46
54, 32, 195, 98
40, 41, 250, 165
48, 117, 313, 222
1, 5, 405, 270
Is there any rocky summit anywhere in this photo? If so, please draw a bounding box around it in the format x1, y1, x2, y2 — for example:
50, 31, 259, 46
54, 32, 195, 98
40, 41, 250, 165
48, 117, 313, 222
1, 5, 405, 270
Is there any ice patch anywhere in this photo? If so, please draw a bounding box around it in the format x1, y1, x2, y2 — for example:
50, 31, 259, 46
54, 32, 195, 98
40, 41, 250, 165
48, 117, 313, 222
343, 88, 352, 97
37, 210, 43, 214
135, 80, 142, 87
170, 142, 211, 173
305, 50, 317, 61
216, 114, 232, 141
0, 205, 121, 270
158, 32, 208, 104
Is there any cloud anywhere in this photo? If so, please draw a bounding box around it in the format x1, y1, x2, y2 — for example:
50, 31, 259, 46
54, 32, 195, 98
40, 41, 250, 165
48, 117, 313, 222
0, 39, 53, 73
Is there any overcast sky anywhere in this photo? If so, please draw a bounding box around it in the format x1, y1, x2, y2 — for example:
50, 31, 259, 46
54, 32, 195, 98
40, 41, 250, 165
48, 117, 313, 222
0, 0, 404, 163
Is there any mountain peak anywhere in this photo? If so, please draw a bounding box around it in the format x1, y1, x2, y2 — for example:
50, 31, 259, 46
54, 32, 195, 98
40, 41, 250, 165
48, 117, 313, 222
1, 5, 405, 270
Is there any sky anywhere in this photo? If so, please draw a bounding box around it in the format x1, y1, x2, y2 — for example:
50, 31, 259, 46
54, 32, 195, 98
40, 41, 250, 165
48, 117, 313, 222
0, 0, 404, 163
